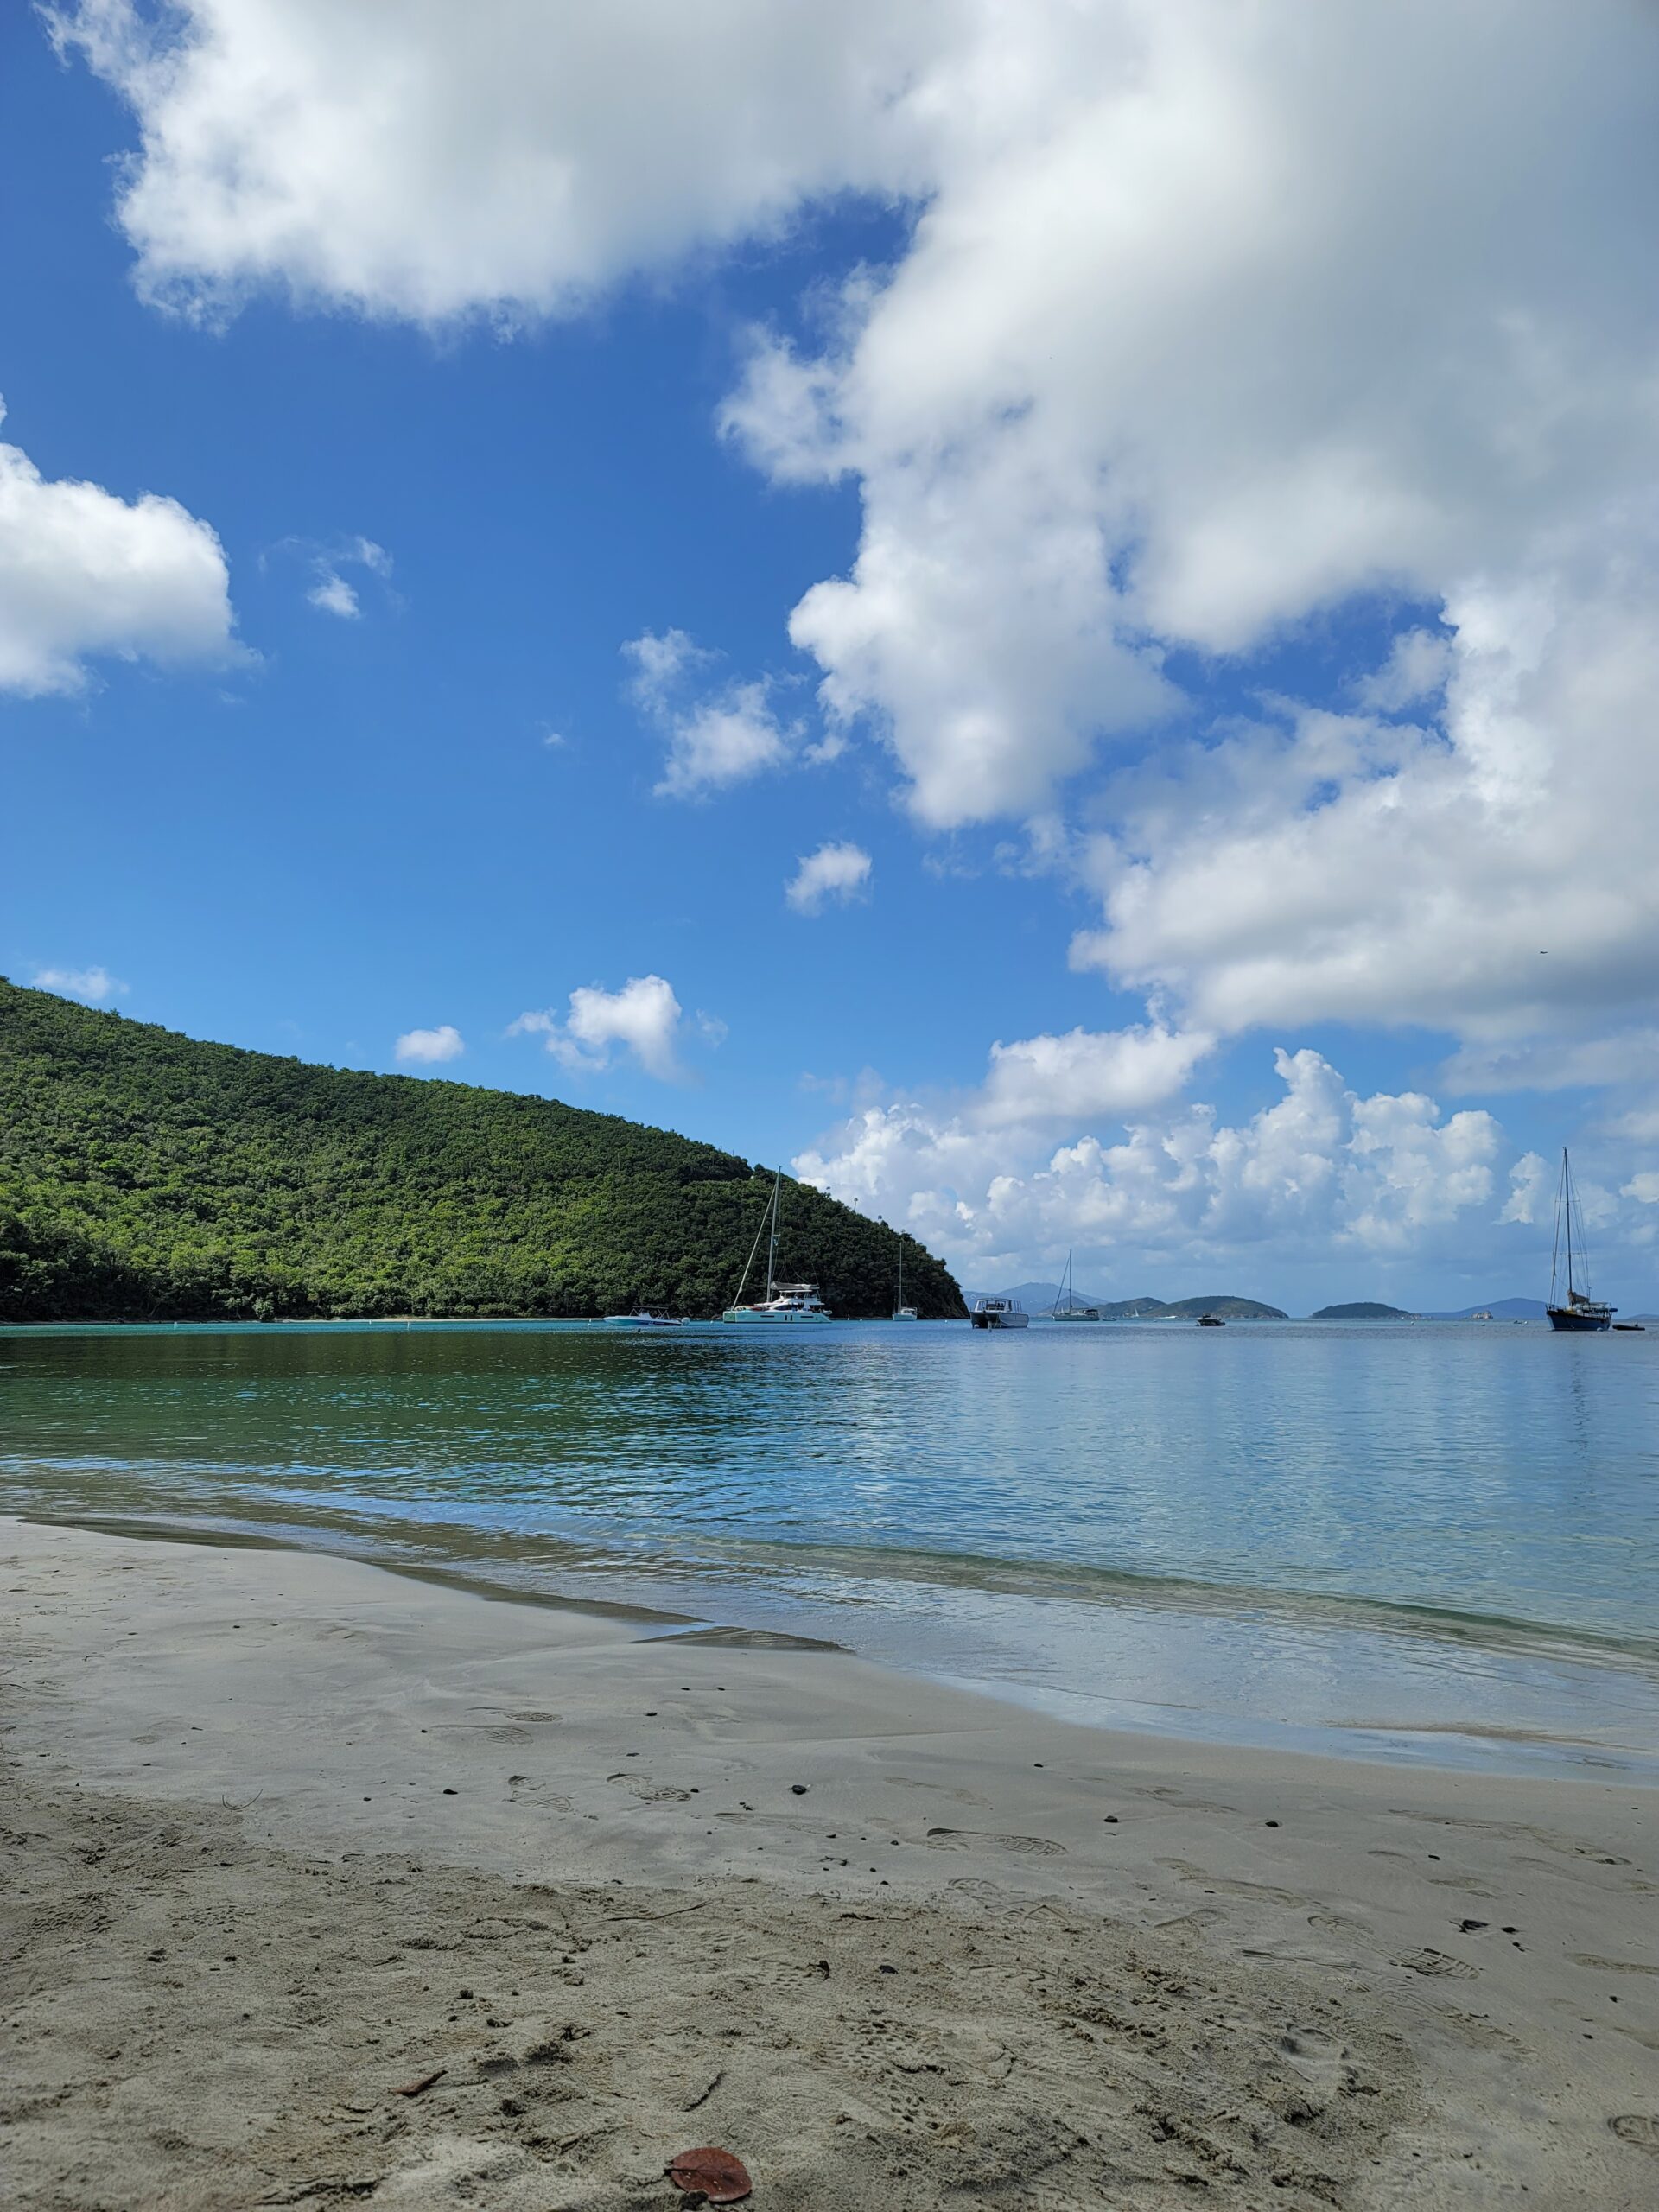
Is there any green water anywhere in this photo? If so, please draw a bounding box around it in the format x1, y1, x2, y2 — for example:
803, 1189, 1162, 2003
4, 1318, 1656, 1776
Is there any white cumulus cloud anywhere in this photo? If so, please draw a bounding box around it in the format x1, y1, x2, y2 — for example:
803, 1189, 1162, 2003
51, 2, 1659, 1086
798, 1045, 1516, 1287
306, 536, 391, 619
394, 1024, 464, 1065
976, 1025, 1213, 1131
0, 399, 236, 694
785, 841, 872, 914
512, 975, 694, 1082
30, 964, 129, 1003
50, 0, 934, 323
622, 629, 798, 798
1071, 562, 1659, 1048
721, 3, 1659, 839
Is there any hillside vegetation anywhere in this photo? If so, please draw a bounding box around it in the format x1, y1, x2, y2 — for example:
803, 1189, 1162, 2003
1312, 1301, 1413, 1319
0, 982, 963, 1323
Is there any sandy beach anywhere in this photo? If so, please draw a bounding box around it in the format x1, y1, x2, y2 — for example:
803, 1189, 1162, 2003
3, 1516, 1655, 2209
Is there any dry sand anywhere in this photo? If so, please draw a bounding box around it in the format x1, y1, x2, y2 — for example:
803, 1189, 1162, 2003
3, 1516, 1656, 2209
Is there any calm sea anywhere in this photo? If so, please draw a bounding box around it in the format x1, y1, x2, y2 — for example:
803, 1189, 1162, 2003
4, 1318, 1656, 1777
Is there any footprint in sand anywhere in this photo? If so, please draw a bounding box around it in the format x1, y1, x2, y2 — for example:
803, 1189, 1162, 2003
925, 1827, 1066, 1856
1609, 2116, 1659, 2156
885, 1777, 993, 1808
1440, 2010, 1529, 2056
1307, 1910, 1373, 1938
1574, 1955, 1659, 1975
1133, 1785, 1240, 1814
429, 1721, 535, 1743
1156, 1857, 1309, 1905
1393, 1948, 1478, 1979
1392, 1811, 1632, 1865
714, 1810, 818, 1829
607, 1774, 692, 1803
1243, 1943, 1361, 1968
507, 1779, 572, 1810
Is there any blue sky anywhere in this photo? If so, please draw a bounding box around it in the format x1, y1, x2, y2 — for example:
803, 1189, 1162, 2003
3, 3, 1658, 1311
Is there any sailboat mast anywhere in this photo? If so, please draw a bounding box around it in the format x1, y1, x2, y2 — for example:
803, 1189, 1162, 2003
766, 1168, 780, 1302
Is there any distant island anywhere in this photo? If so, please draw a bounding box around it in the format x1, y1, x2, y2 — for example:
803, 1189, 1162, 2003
1311, 1301, 1414, 1319
0, 980, 965, 1323
1424, 1298, 1548, 1321
973, 1281, 1289, 1320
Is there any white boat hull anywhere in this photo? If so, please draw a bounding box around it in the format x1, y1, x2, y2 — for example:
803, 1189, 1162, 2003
970, 1301, 1028, 1329
721, 1306, 831, 1323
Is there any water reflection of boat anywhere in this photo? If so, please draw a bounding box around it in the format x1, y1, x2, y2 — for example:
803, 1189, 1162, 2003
722, 1169, 834, 1323
1546, 1149, 1614, 1332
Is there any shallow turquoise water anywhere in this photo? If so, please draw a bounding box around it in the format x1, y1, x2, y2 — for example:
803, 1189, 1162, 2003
4, 1319, 1656, 1775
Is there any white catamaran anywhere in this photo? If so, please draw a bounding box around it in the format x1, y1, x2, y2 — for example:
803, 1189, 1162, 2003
1049, 1249, 1101, 1321
722, 1169, 833, 1322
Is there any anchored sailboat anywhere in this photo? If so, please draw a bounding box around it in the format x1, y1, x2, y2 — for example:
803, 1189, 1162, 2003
1049, 1249, 1101, 1321
1547, 1149, 1615, 1332
722, 1169, 832, 1322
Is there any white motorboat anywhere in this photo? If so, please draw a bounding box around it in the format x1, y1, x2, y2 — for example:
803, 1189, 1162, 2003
603, 1310, 684, 1327
970, 1296, 1028, 1330
722, 1169, 834, 1322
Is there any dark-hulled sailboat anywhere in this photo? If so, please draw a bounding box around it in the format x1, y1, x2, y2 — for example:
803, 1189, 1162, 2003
1547, 1148, 1614, 1332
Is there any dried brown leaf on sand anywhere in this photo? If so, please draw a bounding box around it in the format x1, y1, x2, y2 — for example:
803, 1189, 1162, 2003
664, 2144, 753, 2202
390, 2067, 446, 2097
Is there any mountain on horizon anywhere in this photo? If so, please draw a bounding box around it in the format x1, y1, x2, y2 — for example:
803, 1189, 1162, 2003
969, 1281, 1288, 1319
1425, 1298, 1548, 1320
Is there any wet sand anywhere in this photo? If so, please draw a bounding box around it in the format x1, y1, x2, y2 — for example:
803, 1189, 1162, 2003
3, 1516, 1656, 2208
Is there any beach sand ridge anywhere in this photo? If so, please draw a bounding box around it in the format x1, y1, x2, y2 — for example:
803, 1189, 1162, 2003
3, 1518, 1655, 2208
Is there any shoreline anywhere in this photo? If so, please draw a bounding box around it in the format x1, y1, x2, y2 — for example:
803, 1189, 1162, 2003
4, 1514, 1656, 2208
13, 1499, 1659, 1786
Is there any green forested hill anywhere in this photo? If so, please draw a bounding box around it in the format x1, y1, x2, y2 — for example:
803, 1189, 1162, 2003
0, 981, 963, 1323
